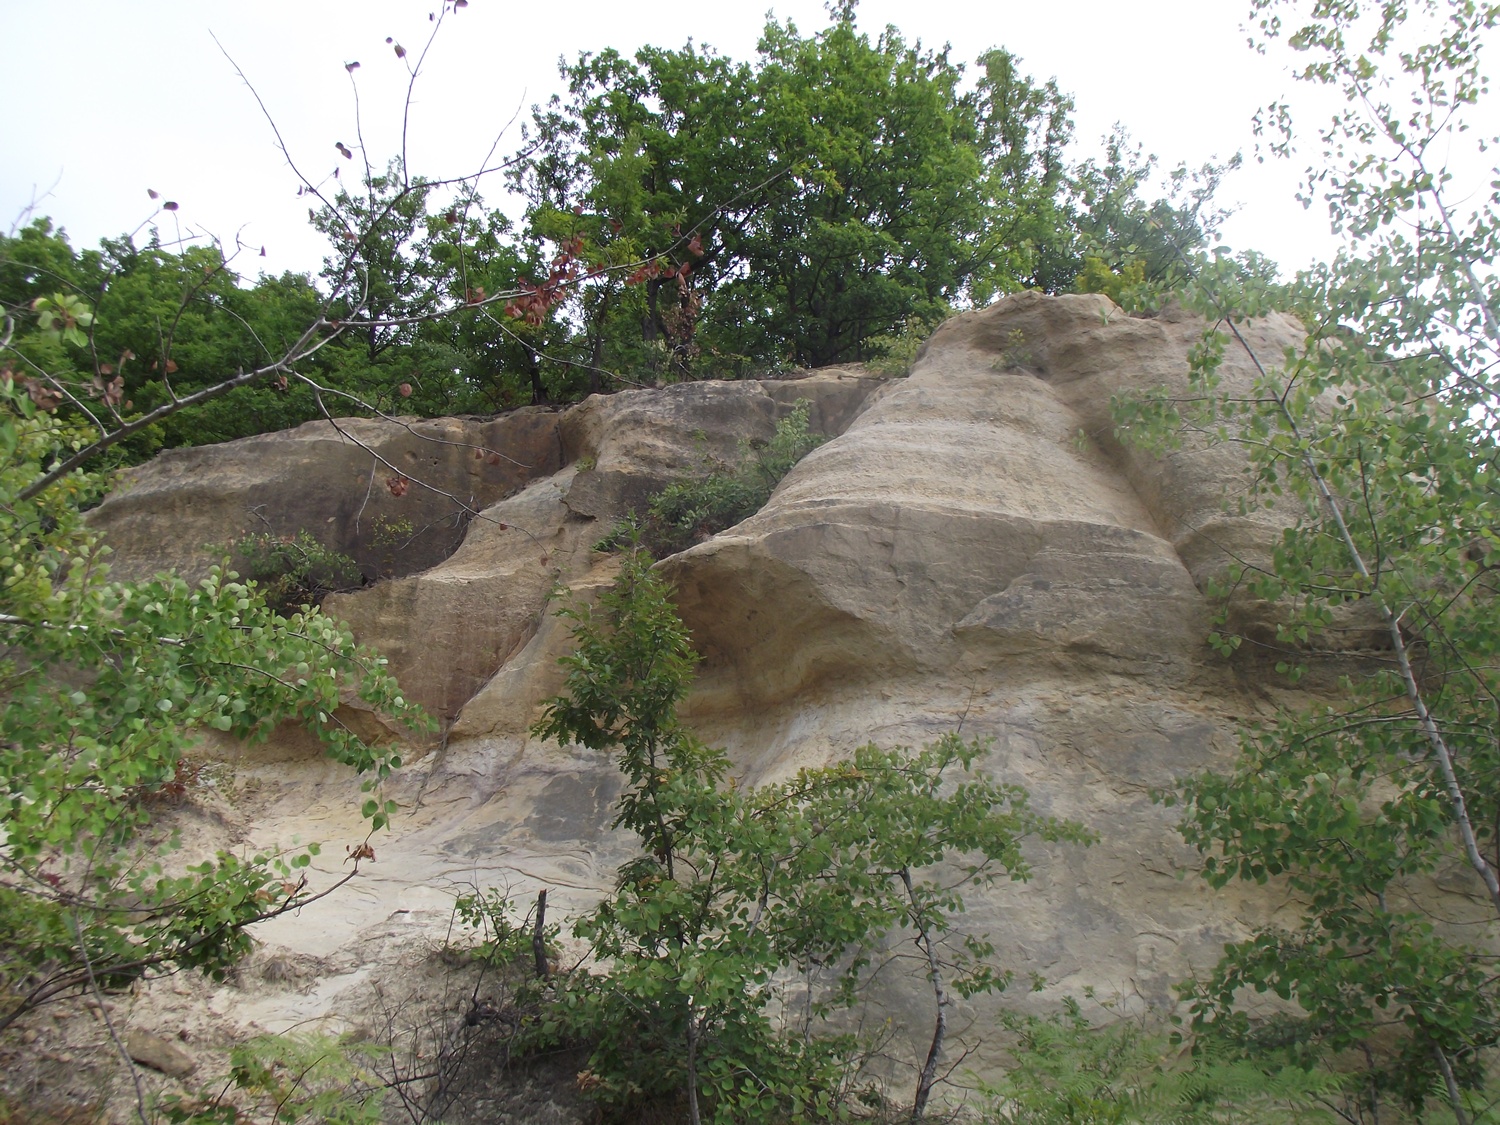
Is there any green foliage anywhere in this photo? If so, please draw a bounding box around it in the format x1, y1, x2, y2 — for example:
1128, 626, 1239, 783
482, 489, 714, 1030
599, 400, 826, 557
0, 220, 340, 456
161, 1033, 386, 1125
1069, 129, 1245, 303
510, 11, 1076, 374
865, 315, 938, 376
0, 190, 524, 462
29, 293, 93, 348
1073, 256, 1147, 307
235, 530, 365, 615
2, 9, 1243, 444
528, 546, 1091, 1123
981, 999, 1345, 1125
452, 888, 560, 972
1114, 1, 1500, 1118
0, 342, 432, 1030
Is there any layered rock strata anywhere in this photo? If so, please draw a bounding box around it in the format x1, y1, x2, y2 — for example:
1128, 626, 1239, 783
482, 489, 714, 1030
89, 293, 1319, 1081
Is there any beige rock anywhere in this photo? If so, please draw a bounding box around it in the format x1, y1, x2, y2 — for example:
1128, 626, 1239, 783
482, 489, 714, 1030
89, 410, 564, 586
92, 296, 1355, 1085
125, 1028, 197, 1078
327, 370, 883, 721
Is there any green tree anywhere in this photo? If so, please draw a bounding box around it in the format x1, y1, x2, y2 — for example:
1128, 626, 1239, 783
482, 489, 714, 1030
1069, 128, 1247, 302
1118, 2, 1500, 1119
0, 218, 362, 455
0, 282, 431, 1031
530, 546, 1091, 1124
421, 198, 583, 407
509, 8, 1077, 374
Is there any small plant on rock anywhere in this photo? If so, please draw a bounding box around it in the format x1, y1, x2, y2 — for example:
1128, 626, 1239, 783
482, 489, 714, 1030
866, 315, 937, 376
598, 400, 827, 557
236, 530, 365, 614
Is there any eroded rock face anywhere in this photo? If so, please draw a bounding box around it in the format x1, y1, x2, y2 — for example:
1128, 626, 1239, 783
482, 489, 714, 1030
325, 370, 883, 723
88, 410, 565, 585
665, 293, 1299, 704
92, 296, 1322, 1090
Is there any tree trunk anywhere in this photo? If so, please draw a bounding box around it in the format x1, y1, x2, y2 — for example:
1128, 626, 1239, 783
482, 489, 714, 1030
685, 1002, 703, 1125
902, 868, 947, 1123
531, 889, 550, 979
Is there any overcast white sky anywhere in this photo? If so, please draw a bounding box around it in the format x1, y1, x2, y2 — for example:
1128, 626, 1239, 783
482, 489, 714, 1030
0, 0, 1454, 283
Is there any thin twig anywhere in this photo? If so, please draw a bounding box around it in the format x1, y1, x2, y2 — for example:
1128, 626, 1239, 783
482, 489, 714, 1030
70, 909, 149, 1125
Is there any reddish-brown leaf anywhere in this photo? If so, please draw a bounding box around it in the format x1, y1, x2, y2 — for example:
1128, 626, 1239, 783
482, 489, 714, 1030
23, 379, 62, 412
386, 475, 411, 498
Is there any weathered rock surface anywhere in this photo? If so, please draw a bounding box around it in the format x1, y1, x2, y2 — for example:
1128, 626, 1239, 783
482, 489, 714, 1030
89, 295, 1327, 1095
89, 409, 565, 585
324, 369, 881, 723
125, 1028, 198, 1078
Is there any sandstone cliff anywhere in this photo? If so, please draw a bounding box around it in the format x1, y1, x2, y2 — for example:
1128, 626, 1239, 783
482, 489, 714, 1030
83, 292, 1316, 1091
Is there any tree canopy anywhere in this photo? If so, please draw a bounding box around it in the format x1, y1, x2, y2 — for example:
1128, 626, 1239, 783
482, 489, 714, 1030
1, 5, 1228, 459
510, 14, 1078, 372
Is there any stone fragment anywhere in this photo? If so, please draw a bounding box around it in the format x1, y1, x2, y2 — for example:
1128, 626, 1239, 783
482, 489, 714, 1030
126, 1029, 198, 1078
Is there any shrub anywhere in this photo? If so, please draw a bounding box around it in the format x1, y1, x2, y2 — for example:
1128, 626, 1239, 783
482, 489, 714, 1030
235, 530, 365, 614
0, 374, 430, 1033
865, 315, 937, 376
980, 998, 1346, 1125
161, 1033, 387, 1125
599, 400, 826, 557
